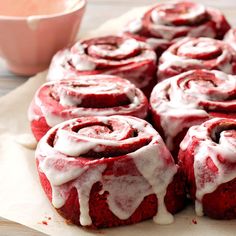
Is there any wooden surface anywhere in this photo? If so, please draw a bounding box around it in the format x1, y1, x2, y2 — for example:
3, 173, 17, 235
0, 0, 236, 235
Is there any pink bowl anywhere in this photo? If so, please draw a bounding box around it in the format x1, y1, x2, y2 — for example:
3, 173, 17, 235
0, 0, 86, 76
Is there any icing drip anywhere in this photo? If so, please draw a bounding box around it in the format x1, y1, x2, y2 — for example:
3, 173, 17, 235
38, 144, 107, 226
153, 192, 173, 224
71, 54, 96, 71
131, 140, 176, 224
76, 165, 107, 225
127, 18, 143, 33
102, 175, 152, 220
224, 29, 236, 51
37, 116, 177, 226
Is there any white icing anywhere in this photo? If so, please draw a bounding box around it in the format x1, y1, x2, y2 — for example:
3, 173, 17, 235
151, 8, 165, 24
127, 18, 143, 33
32, 87, 66, 126
39, 155, 88, 187
195, 199, 203, 216
27, 16, 40, 30
37, 116, 177, 226
54, 129, 122, 157
159, 49, 202, 72
102, 175, 152, 220
216, 48, 234, 74
219, 130, 236, 157
130, 134, 177, 224
150, 24, 187, 41
76, 165, 106, 226
153, 192, 174, 224
46, 51, 70, 81
88, 39, 140, 59
177, 41, 218, 56
224, 29, 236, 51
71, 54, 96, 71
59, 93, 82, 107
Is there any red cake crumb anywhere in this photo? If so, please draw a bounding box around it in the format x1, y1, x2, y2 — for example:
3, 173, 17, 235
41, 221, 48, 226
192, 219, 197, 224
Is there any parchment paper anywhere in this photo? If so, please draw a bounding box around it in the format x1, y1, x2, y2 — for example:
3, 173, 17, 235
0, 6, 236, 236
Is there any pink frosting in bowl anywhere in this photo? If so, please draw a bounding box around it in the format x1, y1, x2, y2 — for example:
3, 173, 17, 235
0, 0, 86, 76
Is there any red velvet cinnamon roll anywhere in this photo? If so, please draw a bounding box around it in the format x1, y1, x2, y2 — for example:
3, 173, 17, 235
28, 75, 148, 141
47, 35, 157, 97
36, 115, 186, 228
124, 1, 230, 57
158, 37, 236, 81
224, 28, 236, 51
178, 118, 236, 219
150, 69, 236, 159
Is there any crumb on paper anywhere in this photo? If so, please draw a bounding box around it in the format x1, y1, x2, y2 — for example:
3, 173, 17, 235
38, 216, 52, 226
42, 221, 48, 226
192, 218, 197, 224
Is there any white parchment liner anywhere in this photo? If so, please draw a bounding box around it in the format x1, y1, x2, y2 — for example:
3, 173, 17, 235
0, 6, 236, 236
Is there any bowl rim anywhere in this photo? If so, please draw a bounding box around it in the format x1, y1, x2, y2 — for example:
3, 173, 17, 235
0, 0, 86, 21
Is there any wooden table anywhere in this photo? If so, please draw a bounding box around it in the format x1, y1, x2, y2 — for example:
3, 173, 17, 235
0, 0, 235, 235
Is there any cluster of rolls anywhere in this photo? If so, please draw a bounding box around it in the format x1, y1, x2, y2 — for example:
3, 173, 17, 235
28, 0, 236, 229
